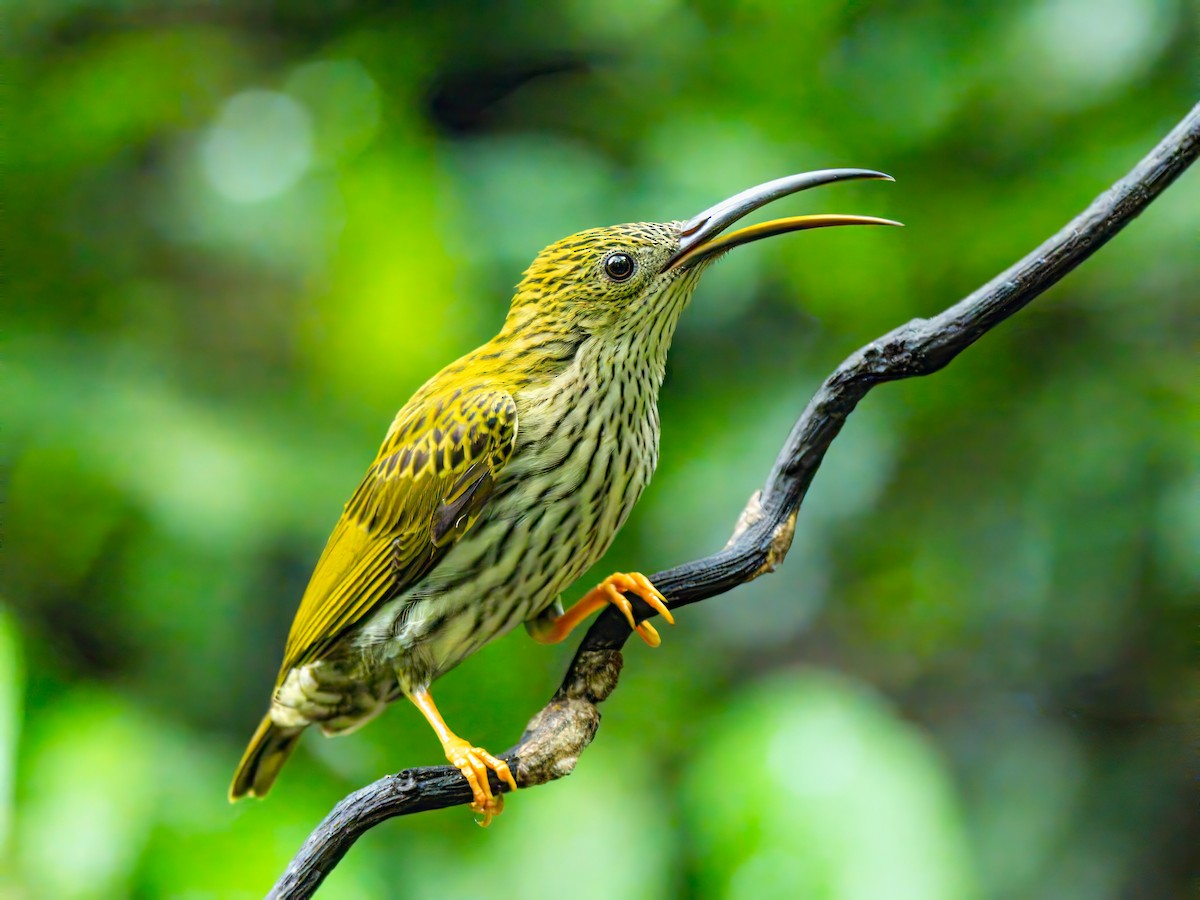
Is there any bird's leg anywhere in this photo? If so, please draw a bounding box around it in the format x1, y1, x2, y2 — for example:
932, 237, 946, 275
408, 687, 516, 827
528, 572, 674, 647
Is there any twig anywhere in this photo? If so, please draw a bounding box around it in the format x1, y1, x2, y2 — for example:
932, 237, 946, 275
268, 103, 1200, 900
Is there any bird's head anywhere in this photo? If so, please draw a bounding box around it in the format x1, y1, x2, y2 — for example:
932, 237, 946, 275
502, 168, 900, 343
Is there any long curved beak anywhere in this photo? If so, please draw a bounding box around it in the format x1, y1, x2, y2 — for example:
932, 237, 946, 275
665, 168, 901, 270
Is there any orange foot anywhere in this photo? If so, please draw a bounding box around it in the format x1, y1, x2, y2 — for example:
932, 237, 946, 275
409, 688, 516, 827
533, 571, 675, 647
441, 735, 517, 827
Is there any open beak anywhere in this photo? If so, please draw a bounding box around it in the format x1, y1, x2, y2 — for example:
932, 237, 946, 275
665, 168, 901, 270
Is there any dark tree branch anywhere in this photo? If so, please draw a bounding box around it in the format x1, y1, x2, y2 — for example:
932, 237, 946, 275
268, 103, 1200, 900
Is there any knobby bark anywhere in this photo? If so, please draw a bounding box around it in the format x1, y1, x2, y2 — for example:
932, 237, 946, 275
269, 103, 1200, 900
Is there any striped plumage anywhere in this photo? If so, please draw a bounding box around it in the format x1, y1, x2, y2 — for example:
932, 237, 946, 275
231, 171, 900, 818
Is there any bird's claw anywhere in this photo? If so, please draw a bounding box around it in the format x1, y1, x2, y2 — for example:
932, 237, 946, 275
443, 736, 516, 827
600, 571, 674, 647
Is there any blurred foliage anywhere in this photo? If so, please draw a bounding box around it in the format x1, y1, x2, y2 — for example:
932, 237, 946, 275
3, 1, 1198, 897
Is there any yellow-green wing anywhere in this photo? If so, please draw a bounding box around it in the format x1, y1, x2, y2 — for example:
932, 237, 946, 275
277, 386, 518, 677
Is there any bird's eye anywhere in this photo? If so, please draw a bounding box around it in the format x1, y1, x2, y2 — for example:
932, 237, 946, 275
603, 252, 636, 282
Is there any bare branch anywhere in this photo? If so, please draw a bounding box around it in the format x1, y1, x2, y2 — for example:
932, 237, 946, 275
268, 103, 1200, 900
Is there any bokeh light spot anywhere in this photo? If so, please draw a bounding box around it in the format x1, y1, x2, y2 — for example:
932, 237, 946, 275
285, 59, 381, 162
200, 89, 314, 203
1016, 0, 1174, 107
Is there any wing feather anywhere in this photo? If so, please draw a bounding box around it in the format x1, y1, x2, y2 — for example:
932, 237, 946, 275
277, 386, 518, 677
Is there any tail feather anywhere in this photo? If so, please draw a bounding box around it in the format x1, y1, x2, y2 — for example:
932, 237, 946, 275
229, 714, 303, 801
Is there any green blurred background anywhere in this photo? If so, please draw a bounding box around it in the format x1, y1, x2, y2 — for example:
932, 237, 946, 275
4, 1, 1198, 897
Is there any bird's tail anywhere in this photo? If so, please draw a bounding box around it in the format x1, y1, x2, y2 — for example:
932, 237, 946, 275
229, 713, 303, 801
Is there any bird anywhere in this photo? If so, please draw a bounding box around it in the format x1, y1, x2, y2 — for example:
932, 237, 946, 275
230, 168, 899, 823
